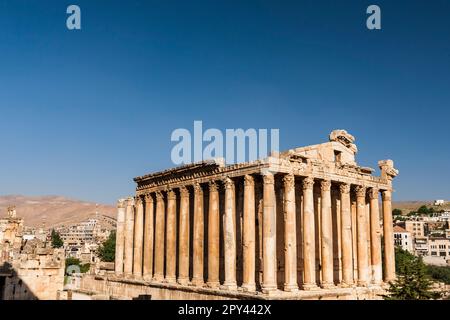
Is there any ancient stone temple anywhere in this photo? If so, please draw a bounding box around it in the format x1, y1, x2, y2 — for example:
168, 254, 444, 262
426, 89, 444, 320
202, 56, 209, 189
82, 130, 399, 299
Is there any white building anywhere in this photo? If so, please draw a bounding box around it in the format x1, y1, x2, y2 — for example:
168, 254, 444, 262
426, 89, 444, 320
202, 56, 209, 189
393, 225, 414, 253
434, 200, 445, 206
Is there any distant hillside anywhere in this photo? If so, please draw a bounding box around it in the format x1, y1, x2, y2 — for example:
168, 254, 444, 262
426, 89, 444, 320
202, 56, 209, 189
392, 200, 450, 214
0, 195, 116, 228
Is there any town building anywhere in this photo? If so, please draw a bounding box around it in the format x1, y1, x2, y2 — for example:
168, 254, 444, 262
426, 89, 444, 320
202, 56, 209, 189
405, 220, 426, 238
393, 226, 413, 253
80, 130, 399, 300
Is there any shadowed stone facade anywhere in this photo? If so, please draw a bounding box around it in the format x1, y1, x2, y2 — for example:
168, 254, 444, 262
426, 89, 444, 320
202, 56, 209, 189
83, 130, 398, 300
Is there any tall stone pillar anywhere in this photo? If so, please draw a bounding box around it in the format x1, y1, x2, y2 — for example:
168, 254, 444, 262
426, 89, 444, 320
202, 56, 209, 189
207, 181, 220, 288
261, 172, 277, 293
192, 182, 204, 286
153, 191, 165, 281
142, 194, 154, 281
242, 175, 256, 292
283, 173, 298, 292
302, 177, 317, 290
339, 184, 353, 286
320, 180, 334, 288
133, 196, 144, 277
355, 186, 369, 286
114, 199, 126, 275
123, 197, 135, 276
382, 190, 396, 282
369, 188, 382, 284
165, 189, 177, 283
178, 186, 190, 285
222, 177, 237, 290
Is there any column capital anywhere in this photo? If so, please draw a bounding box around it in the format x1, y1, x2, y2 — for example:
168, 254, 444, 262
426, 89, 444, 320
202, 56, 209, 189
209, 180, 218, 192
144, 193, 153, 202
179, 185, 189, 197
368, 188, 379, 200
223, 177, 235, 189
283, 173, 295, 190
193, 182, 203, 194
381, 189, 392, 201
117, 199, 127, 209
320, 180, 331, 192
155, 191, 164, 201
262, 172, 275, 185
135, 195, 143, 205
339, 183, 351, 194
355, 185, 367, 198
302, 176, 314, 190
127, 197, 135, 206
167, 189, 176, 200
244, 174, 254, 187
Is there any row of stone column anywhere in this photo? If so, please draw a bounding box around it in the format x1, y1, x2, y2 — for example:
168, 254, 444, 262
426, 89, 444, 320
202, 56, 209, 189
114, 173, 395, 292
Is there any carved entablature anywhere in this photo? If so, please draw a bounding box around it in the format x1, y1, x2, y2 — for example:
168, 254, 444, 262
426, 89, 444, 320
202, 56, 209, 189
132, 131, 396, 195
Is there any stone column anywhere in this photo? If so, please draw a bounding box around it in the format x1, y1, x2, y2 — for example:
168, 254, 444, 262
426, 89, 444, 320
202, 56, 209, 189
283, 173, 298, 292
382, 190, 396, 282
142, 194, 154, 281
262, 172, 277, 293
207, 181, 220, 288
123, 197, 135, 276
153, 191, 165, 281
133, 196, 144, 277
339, 184, 353, 286
178, 186, 190, 285
114, 199, 126, 275
355, 186, 369, 286
369, 188, 382, 284
192, 182, 204, 286
222, 177, 237, 290
242, 175, 256, 292
165, 189, 177, 283
320, 180, 334, 288
302, 177, 317, 290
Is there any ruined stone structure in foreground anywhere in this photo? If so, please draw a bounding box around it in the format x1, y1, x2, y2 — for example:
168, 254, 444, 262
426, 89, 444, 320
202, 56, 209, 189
82, 130, 399, 299
0, 207, 65, 300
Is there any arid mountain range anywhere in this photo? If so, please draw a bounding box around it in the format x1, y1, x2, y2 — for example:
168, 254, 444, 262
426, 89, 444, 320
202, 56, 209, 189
0, 195, 115, 228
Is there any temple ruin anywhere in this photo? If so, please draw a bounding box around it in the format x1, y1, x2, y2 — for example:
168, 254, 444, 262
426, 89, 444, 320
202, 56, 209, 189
81, 130, 399, 299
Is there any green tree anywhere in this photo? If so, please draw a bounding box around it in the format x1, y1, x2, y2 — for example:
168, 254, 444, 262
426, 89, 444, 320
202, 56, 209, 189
417, 205, 431, 215
97, 231, 116, 262
65, 257, 90, 274
385, 247, 440, 300
426, 265, 450, 285
51, 229, 64, 248
392, 208, 403, 216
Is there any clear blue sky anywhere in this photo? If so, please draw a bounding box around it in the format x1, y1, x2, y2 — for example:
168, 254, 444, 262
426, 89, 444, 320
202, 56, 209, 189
0, 0, 449, 204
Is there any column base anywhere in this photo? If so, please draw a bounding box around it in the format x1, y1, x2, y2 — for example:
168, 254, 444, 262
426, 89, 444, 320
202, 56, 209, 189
206, 281, 220, 289
164, 276, 177, 284
339, 281, 354, 288
261, 283, 277, 294
220, 282, 237, 291
357, 280, 369, 287
302, 283, 319, 291
152, 275, 164, 282
124, 273, 134, 280
177, 277, 190, 285
283, 284, 299, 292
320, 282, 336, 289
241, 283, 256, 292
142, 274, 153, 282
190, 278, 205, 287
